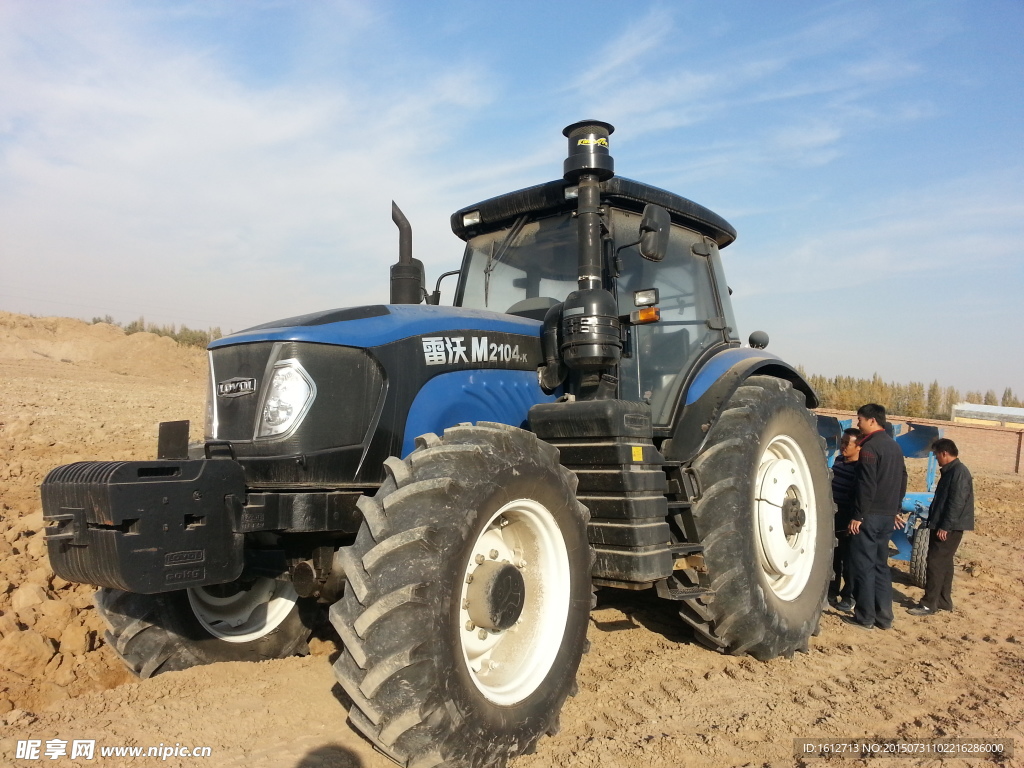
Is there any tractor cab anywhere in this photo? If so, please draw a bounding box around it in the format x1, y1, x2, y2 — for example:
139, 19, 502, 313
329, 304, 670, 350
451, 176, 741, 426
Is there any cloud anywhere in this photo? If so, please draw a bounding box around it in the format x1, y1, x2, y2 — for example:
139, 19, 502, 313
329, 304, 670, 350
731, 169, 1024, 300
720, 164, 1024, 391
0, 3, 495, 330
558, 2, 938, 187
569, 5, 676, 93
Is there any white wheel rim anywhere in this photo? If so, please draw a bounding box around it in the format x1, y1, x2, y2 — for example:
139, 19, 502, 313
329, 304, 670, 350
753, 434, 817, 601
459, 498, 570, 705
187, 578, 298, 643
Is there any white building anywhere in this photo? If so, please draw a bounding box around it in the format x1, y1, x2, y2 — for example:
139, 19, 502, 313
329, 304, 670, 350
951, 402, 1024, 427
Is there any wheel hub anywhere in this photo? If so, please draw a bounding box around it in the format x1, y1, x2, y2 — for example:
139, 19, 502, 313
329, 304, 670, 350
187, 577, 298, 643
466, 561, 526, 631
781, 492, 806, 537
753, 437, 818, 601
458, 499, 571, 706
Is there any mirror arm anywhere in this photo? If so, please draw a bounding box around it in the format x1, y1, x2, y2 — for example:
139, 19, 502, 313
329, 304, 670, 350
614, 239, 642, 257
429, 270, 461, 306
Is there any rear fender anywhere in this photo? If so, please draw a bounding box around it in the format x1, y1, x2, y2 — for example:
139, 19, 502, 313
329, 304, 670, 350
661, 348, 817, 464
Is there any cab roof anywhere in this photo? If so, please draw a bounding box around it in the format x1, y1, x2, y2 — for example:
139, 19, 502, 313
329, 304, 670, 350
450, 176, 737, 247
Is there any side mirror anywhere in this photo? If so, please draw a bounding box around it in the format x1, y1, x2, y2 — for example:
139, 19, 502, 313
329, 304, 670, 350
638, 204, 670, 262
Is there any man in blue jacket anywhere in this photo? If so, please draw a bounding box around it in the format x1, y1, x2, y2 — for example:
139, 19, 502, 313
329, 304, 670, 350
844, 404, 907, 631
908, 438, 975, 616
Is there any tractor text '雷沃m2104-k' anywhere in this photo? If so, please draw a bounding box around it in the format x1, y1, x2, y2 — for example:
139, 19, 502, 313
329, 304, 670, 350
42, 121, 834, 768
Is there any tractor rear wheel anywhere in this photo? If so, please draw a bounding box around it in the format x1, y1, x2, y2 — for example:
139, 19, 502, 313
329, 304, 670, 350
682, 376, 833, 660
909, 526, 930, 589
330, 422, 592, 768
95, 579, 316, 678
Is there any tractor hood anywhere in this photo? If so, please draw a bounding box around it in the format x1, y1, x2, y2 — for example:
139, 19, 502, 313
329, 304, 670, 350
211, 304, 543, 350
204, 304, 551, 488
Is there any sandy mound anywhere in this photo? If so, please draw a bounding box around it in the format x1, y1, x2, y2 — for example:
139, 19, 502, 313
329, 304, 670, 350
1, 313, 207, 718
0, 311, 207, 379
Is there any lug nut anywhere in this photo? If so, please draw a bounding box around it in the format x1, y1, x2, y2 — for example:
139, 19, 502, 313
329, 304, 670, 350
477, 629, 488, 640
475, 554, 485, 565
465, 574, 473, 584
489, 549, 499, 559
465, 621, 475, 631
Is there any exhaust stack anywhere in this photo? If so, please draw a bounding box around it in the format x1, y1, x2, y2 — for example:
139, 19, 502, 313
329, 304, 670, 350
390, 201, 425, 304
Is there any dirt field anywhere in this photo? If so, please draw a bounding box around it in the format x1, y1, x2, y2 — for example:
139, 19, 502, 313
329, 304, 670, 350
1, 311, 1022, 768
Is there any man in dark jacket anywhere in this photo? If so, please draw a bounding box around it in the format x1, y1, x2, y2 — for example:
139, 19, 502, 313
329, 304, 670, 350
830, 428, 861, 610
908, 438, 975, 616
844, 404, 907, 631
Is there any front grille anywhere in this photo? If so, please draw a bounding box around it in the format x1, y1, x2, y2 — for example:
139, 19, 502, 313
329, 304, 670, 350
209, 341, 385, 456
209, 342, 275, 442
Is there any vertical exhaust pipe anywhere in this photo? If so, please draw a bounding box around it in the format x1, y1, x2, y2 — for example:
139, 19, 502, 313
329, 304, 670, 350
563, 120, 615, 292
390, 201, 425, 304
557, 121, 622, 382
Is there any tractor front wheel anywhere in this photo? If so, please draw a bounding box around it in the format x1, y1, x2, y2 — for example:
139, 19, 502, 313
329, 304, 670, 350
95, 578, 317, 678
330, 422, 592, 768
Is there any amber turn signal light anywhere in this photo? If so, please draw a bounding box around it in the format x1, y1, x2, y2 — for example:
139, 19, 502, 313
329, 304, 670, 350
629, 307, 661, 325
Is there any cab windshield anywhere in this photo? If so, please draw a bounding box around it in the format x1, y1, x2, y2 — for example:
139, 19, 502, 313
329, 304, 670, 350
457, 213, 578, 313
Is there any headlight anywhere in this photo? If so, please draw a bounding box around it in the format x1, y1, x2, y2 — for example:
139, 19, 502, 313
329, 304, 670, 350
256, 359, 316, 439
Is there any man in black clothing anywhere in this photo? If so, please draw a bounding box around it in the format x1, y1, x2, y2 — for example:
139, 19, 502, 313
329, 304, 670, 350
908, 439, 974, 616
844, 404, 907, 631
830, 428, 861, 610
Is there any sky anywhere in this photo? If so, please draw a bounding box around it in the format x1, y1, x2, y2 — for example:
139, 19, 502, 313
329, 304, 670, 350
1, 0, 1022, 394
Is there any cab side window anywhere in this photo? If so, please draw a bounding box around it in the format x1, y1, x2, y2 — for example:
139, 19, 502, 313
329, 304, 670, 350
614, 211, 722, 425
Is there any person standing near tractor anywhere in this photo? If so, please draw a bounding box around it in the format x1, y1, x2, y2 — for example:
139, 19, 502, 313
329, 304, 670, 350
908, 439, 974, 616
844, 404, 907, 631
830, 427, 861, 610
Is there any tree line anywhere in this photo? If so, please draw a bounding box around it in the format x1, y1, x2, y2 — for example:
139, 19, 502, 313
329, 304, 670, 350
799, 369, 1022, 420
91, 315, 222, 349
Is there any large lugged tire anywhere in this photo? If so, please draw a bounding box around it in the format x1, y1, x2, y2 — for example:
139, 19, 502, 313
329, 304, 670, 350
95, 578, 316, 678
330, 422, 592, 768
909, 526, 929, 589
683, 376, 833, 660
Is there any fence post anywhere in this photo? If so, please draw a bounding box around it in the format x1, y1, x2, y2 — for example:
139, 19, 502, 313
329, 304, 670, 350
1016, 430, 1023, 474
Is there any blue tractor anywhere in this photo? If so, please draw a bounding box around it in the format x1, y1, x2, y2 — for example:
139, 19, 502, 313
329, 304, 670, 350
42, 122, 834, 768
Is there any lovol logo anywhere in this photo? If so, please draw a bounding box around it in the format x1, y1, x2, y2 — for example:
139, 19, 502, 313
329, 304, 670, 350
217, 377, 257, 398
